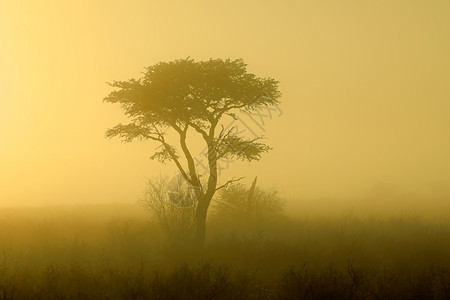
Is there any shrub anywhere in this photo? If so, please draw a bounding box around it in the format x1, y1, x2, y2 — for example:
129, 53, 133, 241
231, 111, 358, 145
213, 183, 285, 223
140, 175, 197, 246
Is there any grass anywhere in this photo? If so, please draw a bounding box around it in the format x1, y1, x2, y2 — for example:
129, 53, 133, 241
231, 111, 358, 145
0, 203, 449, 299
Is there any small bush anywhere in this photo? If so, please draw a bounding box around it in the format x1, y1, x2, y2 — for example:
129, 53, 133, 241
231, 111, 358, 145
213, 183, 285, 223
140, 175, 196, 246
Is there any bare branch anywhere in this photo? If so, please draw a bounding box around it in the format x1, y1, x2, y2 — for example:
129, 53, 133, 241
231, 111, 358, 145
215, 177, 245, 192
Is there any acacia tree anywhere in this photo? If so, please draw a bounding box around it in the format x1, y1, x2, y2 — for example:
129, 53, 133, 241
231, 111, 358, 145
104, 58, 281, 245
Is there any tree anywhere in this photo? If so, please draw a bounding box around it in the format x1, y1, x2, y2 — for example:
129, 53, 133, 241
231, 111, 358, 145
104, 57, 281, 246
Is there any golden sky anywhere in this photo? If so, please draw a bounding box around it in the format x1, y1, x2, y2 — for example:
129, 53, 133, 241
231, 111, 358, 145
1, 0, 449, 206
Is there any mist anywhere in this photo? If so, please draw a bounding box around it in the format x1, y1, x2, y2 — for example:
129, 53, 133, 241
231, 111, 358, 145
1, 0, 450, 298
1, 0, 449, 209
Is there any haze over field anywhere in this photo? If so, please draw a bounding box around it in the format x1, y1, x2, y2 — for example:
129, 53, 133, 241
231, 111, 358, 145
1, 0, 449, 211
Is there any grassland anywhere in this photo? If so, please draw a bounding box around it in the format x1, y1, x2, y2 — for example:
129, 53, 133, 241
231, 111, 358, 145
0, 203, 449, 299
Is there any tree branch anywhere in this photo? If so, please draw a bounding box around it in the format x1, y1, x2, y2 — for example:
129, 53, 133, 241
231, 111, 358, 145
178, 128, 201, 189
187, 121, 208, 140
215, 177, 245, 192
152, 125, 192, 183
214, 125, 235, 155
214, 102, 248, 121
215, 135, 270, 161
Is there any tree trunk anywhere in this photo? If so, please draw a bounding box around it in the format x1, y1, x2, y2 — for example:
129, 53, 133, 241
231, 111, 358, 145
194, 194, 212, 246
193, 131, 218, 247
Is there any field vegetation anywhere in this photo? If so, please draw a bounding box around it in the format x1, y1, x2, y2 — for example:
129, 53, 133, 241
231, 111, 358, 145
0, 191, 449, 299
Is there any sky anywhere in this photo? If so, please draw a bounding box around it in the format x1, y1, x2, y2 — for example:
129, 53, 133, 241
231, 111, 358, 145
0, 0, 449, 208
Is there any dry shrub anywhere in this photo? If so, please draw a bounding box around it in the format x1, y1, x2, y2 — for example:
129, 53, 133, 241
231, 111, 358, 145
140, 175, 197, 246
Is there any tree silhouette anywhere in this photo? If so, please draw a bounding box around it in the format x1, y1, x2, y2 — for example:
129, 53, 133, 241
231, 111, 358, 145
104, 57, 281, 245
